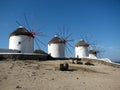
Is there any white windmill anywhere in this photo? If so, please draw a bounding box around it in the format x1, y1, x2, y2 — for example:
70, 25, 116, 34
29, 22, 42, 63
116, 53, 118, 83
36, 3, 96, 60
9, 26, 33, 53
9, 26, 42, 53
88, 50, 97, 59
9, 15, 44, 53
75, 39, 89, 58
48, 35, 65, 58
48, 25, 73, 58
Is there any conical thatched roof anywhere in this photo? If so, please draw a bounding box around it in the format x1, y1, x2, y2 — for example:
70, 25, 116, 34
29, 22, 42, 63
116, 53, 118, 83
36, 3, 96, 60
75, 40, 89, 47
9, 26, 30, 37
48, 35, 64, 45
89, 50, 97, 54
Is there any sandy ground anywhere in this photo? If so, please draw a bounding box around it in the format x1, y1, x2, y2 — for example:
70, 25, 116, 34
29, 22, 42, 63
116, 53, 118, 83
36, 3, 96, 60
0, 60, 120, 90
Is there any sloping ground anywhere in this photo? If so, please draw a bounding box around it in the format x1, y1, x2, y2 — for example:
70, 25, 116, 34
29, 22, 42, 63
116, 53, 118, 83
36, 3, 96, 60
80, 58, 120, 68
0, 60, 120, 90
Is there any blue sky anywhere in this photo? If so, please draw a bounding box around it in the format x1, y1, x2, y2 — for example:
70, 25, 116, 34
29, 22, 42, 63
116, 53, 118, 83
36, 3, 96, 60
0, 0, 120, 61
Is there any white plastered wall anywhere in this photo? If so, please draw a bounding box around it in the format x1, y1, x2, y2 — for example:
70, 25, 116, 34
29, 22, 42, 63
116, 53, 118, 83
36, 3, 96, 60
75, 46, 88, 58
89, 54, 97, 59
48, 43, 65, 58
9, 35, 34, 53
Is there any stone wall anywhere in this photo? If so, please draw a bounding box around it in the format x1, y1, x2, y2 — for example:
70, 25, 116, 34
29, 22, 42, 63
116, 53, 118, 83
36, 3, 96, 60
0, 53, 53, 60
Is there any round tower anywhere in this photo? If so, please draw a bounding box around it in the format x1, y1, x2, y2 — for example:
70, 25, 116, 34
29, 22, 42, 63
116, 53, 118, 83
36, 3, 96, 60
9, 26, 34, 53
75, 39, 89, 58
89, 50, 97, 59
48, 35, 65, 58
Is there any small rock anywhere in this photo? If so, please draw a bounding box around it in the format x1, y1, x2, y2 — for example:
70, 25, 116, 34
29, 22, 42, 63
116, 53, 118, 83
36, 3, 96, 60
25, 63, 28, 65
3, 77, 7, 80
42, 73, 45, 75
16, 85, 22, 88
51, 78, 54, 80
8, 72, 11, 74
83, 82, 85, 84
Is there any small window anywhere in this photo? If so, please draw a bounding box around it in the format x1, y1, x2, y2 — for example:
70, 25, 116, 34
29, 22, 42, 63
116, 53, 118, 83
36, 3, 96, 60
18, 41, 21, 44
18, 51, 21, 53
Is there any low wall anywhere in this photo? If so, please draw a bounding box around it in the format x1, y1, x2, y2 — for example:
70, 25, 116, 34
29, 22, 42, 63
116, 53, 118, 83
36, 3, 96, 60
0, 53, 53, 60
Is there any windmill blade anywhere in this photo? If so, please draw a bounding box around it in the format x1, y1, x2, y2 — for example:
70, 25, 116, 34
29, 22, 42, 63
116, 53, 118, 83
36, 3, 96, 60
58, 26, 62, 37
84, 34, 89, 43
59, 25, 65, 39
65, 27, 69, 37
35, 33, 49, 38
58, 26, 63, 39
16, 21, 23, 26
62, 24, 66, 39
65, 33, 72, 40
67, 42, 74, 56
55, 32, 59, 37
57, 25, 66, 39
84, 33, 94, 44
34, 31, 42, 35
65, 45, 69, 57
34, 30, 49, 38
36, 25, 45, 32
24, 14, 31, 31
95, 46, 105, 58
79, 33, 85, 40
34, 38, 41, 50
65, 27, 70, 40
65, 40, 74, 44
30, 15, 35, 32
67, 42, 74, 49
35, 36, 46, 47
58, 25, 72, 40
65, 44, 73, 57
16, 21, 30, 32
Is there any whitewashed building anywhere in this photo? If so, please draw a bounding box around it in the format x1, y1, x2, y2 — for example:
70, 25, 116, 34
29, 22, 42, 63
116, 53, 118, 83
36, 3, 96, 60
9, 26, 34, 53
48, 35, 65, 58
75, 40, 89, 58
88, 50, 97, 59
